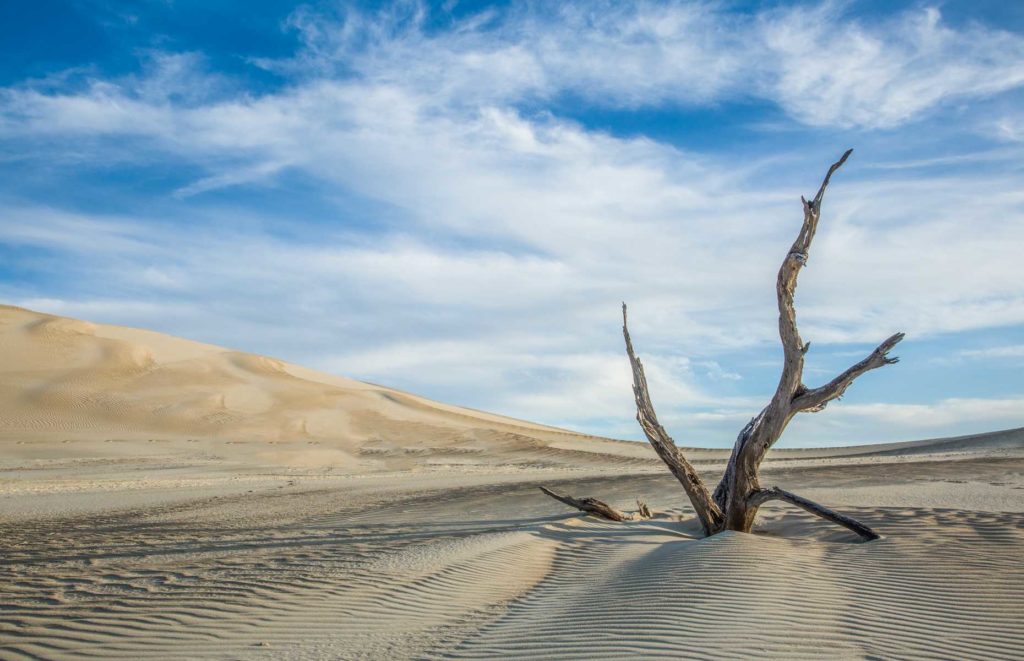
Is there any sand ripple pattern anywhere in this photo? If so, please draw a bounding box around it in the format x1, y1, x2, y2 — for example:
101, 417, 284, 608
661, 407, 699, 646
2, 478, 1023, 660
442, 507, 1024, 660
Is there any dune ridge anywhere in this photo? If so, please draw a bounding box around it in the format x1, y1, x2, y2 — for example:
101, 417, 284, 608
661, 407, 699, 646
0, 304, 654, 473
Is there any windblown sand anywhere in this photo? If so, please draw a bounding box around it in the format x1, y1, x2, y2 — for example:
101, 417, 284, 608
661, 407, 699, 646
1, 305, 1022, 660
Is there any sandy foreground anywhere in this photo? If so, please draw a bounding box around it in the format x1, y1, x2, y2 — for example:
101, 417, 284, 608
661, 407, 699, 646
1, 304, 1023, 660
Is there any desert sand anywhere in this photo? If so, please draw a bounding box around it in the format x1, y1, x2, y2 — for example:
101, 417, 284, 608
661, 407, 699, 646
1, 304, 1022, 660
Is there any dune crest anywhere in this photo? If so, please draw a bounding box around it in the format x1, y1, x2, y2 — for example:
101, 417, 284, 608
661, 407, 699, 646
0, 305, 648, 471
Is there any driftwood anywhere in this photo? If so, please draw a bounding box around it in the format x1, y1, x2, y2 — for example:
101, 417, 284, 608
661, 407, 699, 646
542, 150, 894, 542
538, 487, 629, 521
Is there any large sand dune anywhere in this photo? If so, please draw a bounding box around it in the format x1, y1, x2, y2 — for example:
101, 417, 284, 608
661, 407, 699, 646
0, 304, 652, 472
1, 305, 1022, 660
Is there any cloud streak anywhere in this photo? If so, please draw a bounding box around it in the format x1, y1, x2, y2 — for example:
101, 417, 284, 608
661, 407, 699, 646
1, 1, 1023, 445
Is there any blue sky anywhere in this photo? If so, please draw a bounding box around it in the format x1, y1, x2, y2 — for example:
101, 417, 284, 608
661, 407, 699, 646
1, 0, 1023, 447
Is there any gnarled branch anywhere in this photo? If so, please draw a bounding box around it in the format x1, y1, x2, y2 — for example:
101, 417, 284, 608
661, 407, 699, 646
714, 149, 905, 536
774, 148, 853, 405
544, 149, 904, 542
539, 486, 629, 522
748, 487, 879, 541
623, 303, 723, 535
737, 150, 859, 463
793, 332, 905, 412
719, 151, 858, 519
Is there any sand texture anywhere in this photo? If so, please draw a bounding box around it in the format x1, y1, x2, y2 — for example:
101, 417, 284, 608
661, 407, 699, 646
1, 305, 1023, 660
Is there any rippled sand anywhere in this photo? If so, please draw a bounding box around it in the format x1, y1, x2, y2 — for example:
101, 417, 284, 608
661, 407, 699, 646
2, 304, 1023, 659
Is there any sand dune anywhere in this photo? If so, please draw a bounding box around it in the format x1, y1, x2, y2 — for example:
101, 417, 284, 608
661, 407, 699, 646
0, 304, 650, 473
2, 305, 1023, 659
0, 304, 542, 447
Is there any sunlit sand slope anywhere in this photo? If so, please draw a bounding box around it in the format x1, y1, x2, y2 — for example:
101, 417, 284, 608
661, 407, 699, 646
0, 304, 652, 470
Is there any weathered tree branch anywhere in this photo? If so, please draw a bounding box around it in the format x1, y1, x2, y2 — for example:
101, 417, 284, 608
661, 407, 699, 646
712, 408, 765, 514
748, 487, 880, 541
728, 150, 858, 482
774, 148, 853, 407
622, 303, 724, 535
539, 486, 629, 522
711, 151, 851, 530
793, 332, 905, 412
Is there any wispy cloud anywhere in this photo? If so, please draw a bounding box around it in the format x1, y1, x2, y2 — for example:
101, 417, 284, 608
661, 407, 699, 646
960, 345, 1024, 359
993, 114, 1024, 142
930, 344, 1024, 366
754, 5, 1024, 128
273, 2, 1024, 129
1, 1, 1022, 445
827, 397, 1024, 430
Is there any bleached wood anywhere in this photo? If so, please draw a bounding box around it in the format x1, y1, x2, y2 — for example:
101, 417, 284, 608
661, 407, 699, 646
622, 304, 723, 536
539, 486, 629, 522
543, 150, 897, 542
792, 332, 905, 413
715, 148, 897, 535
748, 487, 880, 541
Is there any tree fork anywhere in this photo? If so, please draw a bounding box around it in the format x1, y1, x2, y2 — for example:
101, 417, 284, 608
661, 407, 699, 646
543, 149, 901, 542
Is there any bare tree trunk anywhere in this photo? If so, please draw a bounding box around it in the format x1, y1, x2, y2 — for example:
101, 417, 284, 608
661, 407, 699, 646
543, 149, 903, 542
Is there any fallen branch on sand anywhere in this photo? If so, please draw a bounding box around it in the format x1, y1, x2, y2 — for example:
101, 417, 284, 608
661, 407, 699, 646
538, 486, 629, 521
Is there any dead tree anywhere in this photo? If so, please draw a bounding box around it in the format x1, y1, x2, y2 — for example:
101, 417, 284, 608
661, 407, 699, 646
542, 150, 899, 541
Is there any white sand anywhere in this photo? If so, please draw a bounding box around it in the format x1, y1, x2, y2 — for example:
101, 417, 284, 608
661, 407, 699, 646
1, 304, 1022, 659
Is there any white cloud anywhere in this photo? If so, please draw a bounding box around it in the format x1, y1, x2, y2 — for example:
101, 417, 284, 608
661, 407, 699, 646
827, 397, 1024, 430
273, 2, 1024, 129
6, 3, 1023, 142
930, 344, 1024, 366
960, 345, 1024, 359
755, 5, 1024, 128
1, 1, 1023, 445
993, 114, 1024, 142
25, 69, 1020, 352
